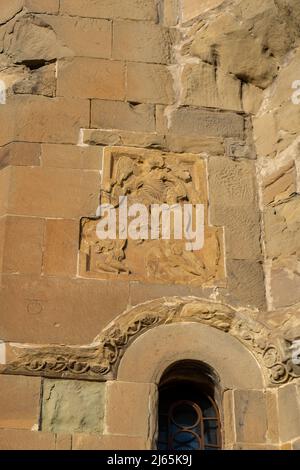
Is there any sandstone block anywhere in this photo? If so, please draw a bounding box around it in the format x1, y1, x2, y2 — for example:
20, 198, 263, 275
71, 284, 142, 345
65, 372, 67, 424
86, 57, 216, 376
0, 375, 41, 430
278, 384, 300, 442
227, 260, 266, 309
223, 390, 235, 448
126, 62, 174, 105
0, 0, 23, 24
169, 107, 244, 138
211, 205, 261, 261
181, 62, 242, 111
266, 390, 279, 444
25, 0, 60, 14
0, 167, 10, 216
181, 0, 225, 23
72, 433, 148, 450
60, 0, 158, 21
39, 14, 112, 59
41, 144, 102, 170
6, 15, 71, 63
5, 166, 100, 218
162, 0, 179, 26
208, 157, 257, 207
0, 429, 56, 450
263, 161, 297, 206
55, 434, 72, 450
105, 381, 157, 438
1, 95, 90, 144
0, 215, 44, 275
0, 274, 130, 344
271, 266, 300, 309
42, 379, 106, 434
0, 142, 41, 170
234, 389, 268, 444
82, 129, 165, 149
91, 100, 155, 132
166, 134, 225, 154
43, 219, 79, 277
12, 63, 56, 97
113, 20, 174, 64
57, 58, 125, 100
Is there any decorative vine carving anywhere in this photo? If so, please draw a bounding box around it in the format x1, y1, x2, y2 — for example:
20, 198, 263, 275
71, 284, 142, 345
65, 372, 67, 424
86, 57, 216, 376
1, 297, 299, 386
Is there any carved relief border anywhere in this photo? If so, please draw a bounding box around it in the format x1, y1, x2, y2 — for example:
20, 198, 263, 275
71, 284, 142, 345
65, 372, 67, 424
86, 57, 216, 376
1, 297, 299, 386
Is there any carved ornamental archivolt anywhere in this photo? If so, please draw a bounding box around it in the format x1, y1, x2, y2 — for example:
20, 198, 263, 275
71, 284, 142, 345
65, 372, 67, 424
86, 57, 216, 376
79, 147, 225, 287
1, 297, 299, 387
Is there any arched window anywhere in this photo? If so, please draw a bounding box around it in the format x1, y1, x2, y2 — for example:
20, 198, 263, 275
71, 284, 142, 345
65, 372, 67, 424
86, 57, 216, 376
157, 361, 222, 450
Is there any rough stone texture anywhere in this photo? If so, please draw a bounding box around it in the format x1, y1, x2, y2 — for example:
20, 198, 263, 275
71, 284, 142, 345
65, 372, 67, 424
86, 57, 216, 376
42, 379, 106, 434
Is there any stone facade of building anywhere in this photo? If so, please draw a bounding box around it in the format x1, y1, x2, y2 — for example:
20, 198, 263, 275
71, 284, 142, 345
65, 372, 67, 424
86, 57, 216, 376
0, 0, 299, 450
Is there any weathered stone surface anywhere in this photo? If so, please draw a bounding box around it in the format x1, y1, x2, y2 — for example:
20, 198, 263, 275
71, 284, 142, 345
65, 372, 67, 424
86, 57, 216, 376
169, 107, 244, 139
181, 62, 242, 111
39, 14, 112, 59
57, 58, 125, 100
0, 375, 41, 430
25, 0, 60, 14
126, 62, 174, 105
211, 205, 262, 261
166, 134, 225, 155
60, 0, 158, 21
41, 144, 102, 170
263, 162, 297, 206
91, 100, 156, 133
0, 0, 23, 24
42, 379, 106, 434
5, 15, 71, 62
82, 129, 166, 149
209, 157, 257, 206
113, 21, 174, 64
12, 63, 56, 97
0, 142, 41, 169
234, 390, 268, 444
278, 384, 300, 442
227, 260, 266, 309
181, 0, 225, 23
0, 96, 90, 145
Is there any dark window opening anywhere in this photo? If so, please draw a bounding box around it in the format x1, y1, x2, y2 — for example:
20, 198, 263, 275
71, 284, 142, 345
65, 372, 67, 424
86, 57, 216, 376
157, 361, 222, 451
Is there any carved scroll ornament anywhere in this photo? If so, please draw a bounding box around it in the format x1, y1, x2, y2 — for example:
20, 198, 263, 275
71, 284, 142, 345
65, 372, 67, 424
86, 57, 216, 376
1, 297, 299, 387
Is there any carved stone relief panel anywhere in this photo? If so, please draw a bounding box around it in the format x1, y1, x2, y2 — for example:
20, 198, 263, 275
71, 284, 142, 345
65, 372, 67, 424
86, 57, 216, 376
79, 147, 225, 287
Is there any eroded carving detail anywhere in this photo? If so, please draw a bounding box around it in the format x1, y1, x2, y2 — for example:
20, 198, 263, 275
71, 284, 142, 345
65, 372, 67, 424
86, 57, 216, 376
80, 147, 225, 286
1, 297, 299, 386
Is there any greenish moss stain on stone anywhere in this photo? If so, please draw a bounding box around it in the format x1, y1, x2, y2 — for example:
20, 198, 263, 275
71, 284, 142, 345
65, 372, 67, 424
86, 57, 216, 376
41, 379, 106, 434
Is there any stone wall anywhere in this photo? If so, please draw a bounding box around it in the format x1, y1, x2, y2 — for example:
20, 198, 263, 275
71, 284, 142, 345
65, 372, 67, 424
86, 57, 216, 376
0, 0, 300, 450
